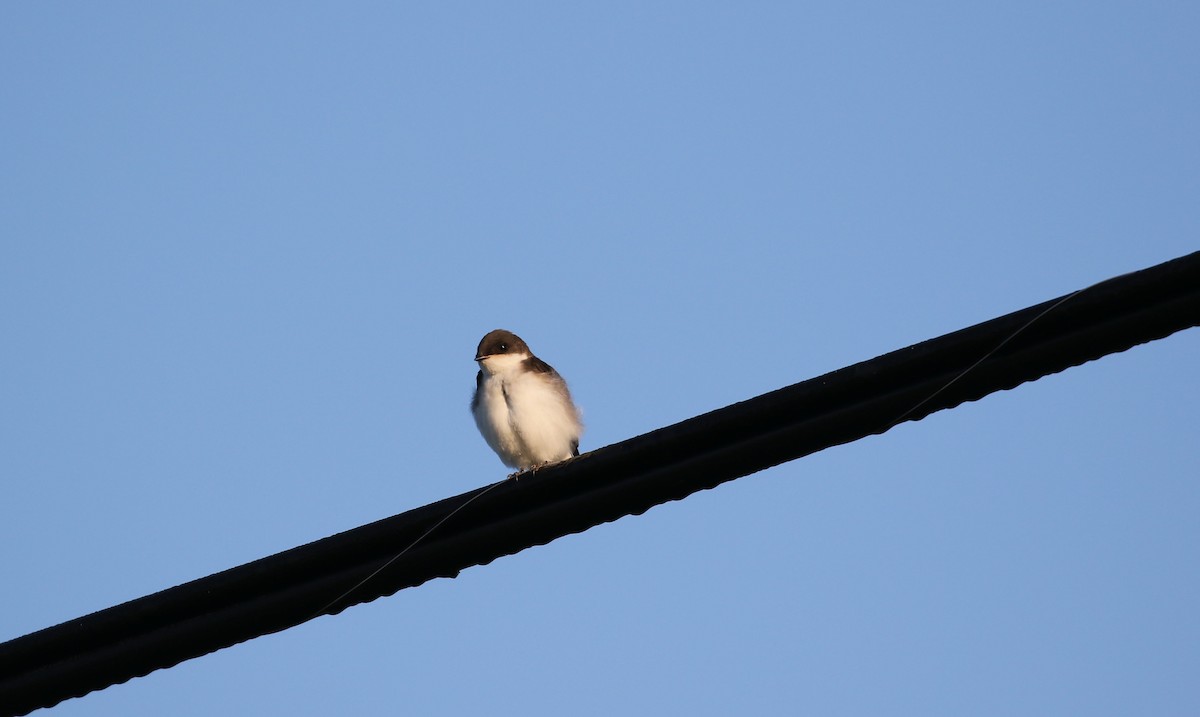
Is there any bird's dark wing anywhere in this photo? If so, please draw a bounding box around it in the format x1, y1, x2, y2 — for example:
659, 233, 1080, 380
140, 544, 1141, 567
470, 370, 483, 411
523, 355, 559, 376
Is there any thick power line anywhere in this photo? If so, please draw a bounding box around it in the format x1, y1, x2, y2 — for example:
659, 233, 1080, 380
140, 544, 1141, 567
2, 251, 1198, 716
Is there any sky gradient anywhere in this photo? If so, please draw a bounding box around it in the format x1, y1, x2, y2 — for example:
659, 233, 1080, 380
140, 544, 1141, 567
2, 3, 1198, 715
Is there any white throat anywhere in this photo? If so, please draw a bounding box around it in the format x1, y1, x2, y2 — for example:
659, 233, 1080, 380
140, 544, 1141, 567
477, 352, 529, 377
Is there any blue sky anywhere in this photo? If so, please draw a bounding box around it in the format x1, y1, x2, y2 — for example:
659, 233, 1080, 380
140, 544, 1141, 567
2, 3, 1197, 715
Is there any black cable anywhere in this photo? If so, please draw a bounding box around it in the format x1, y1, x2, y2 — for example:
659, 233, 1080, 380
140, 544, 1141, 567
2, 251, 1197, 717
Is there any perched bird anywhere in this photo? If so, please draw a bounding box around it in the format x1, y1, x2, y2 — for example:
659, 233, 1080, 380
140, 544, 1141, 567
471, 329, 583, 472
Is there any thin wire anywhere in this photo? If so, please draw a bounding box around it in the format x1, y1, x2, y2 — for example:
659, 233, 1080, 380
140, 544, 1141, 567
310, 478, 507, 621
888, 270, 1130, 428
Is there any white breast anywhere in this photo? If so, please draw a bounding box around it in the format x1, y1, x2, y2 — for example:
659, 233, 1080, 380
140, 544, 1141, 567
473, 354, 582, 470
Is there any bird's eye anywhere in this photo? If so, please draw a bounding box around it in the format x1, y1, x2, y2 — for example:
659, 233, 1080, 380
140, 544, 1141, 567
499, 343, 508, 351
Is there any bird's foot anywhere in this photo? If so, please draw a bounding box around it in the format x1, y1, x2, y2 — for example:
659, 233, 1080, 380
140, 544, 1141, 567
508, 462, 552, 481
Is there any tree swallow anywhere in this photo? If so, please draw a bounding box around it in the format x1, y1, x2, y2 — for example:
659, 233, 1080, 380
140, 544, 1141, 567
471, 329, 583, 472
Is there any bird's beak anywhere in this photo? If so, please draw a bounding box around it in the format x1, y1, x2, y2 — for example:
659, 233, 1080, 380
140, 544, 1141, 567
474, 354, 488, 362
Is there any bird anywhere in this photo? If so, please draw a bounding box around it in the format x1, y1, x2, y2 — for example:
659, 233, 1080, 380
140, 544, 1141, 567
471, 329, 583, 472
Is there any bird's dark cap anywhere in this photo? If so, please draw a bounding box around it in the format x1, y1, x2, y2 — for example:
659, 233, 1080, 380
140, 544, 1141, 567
475, 329, 530, 361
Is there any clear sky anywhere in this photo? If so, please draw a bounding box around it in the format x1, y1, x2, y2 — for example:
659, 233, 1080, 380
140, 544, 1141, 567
2, 3, 1197, 715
